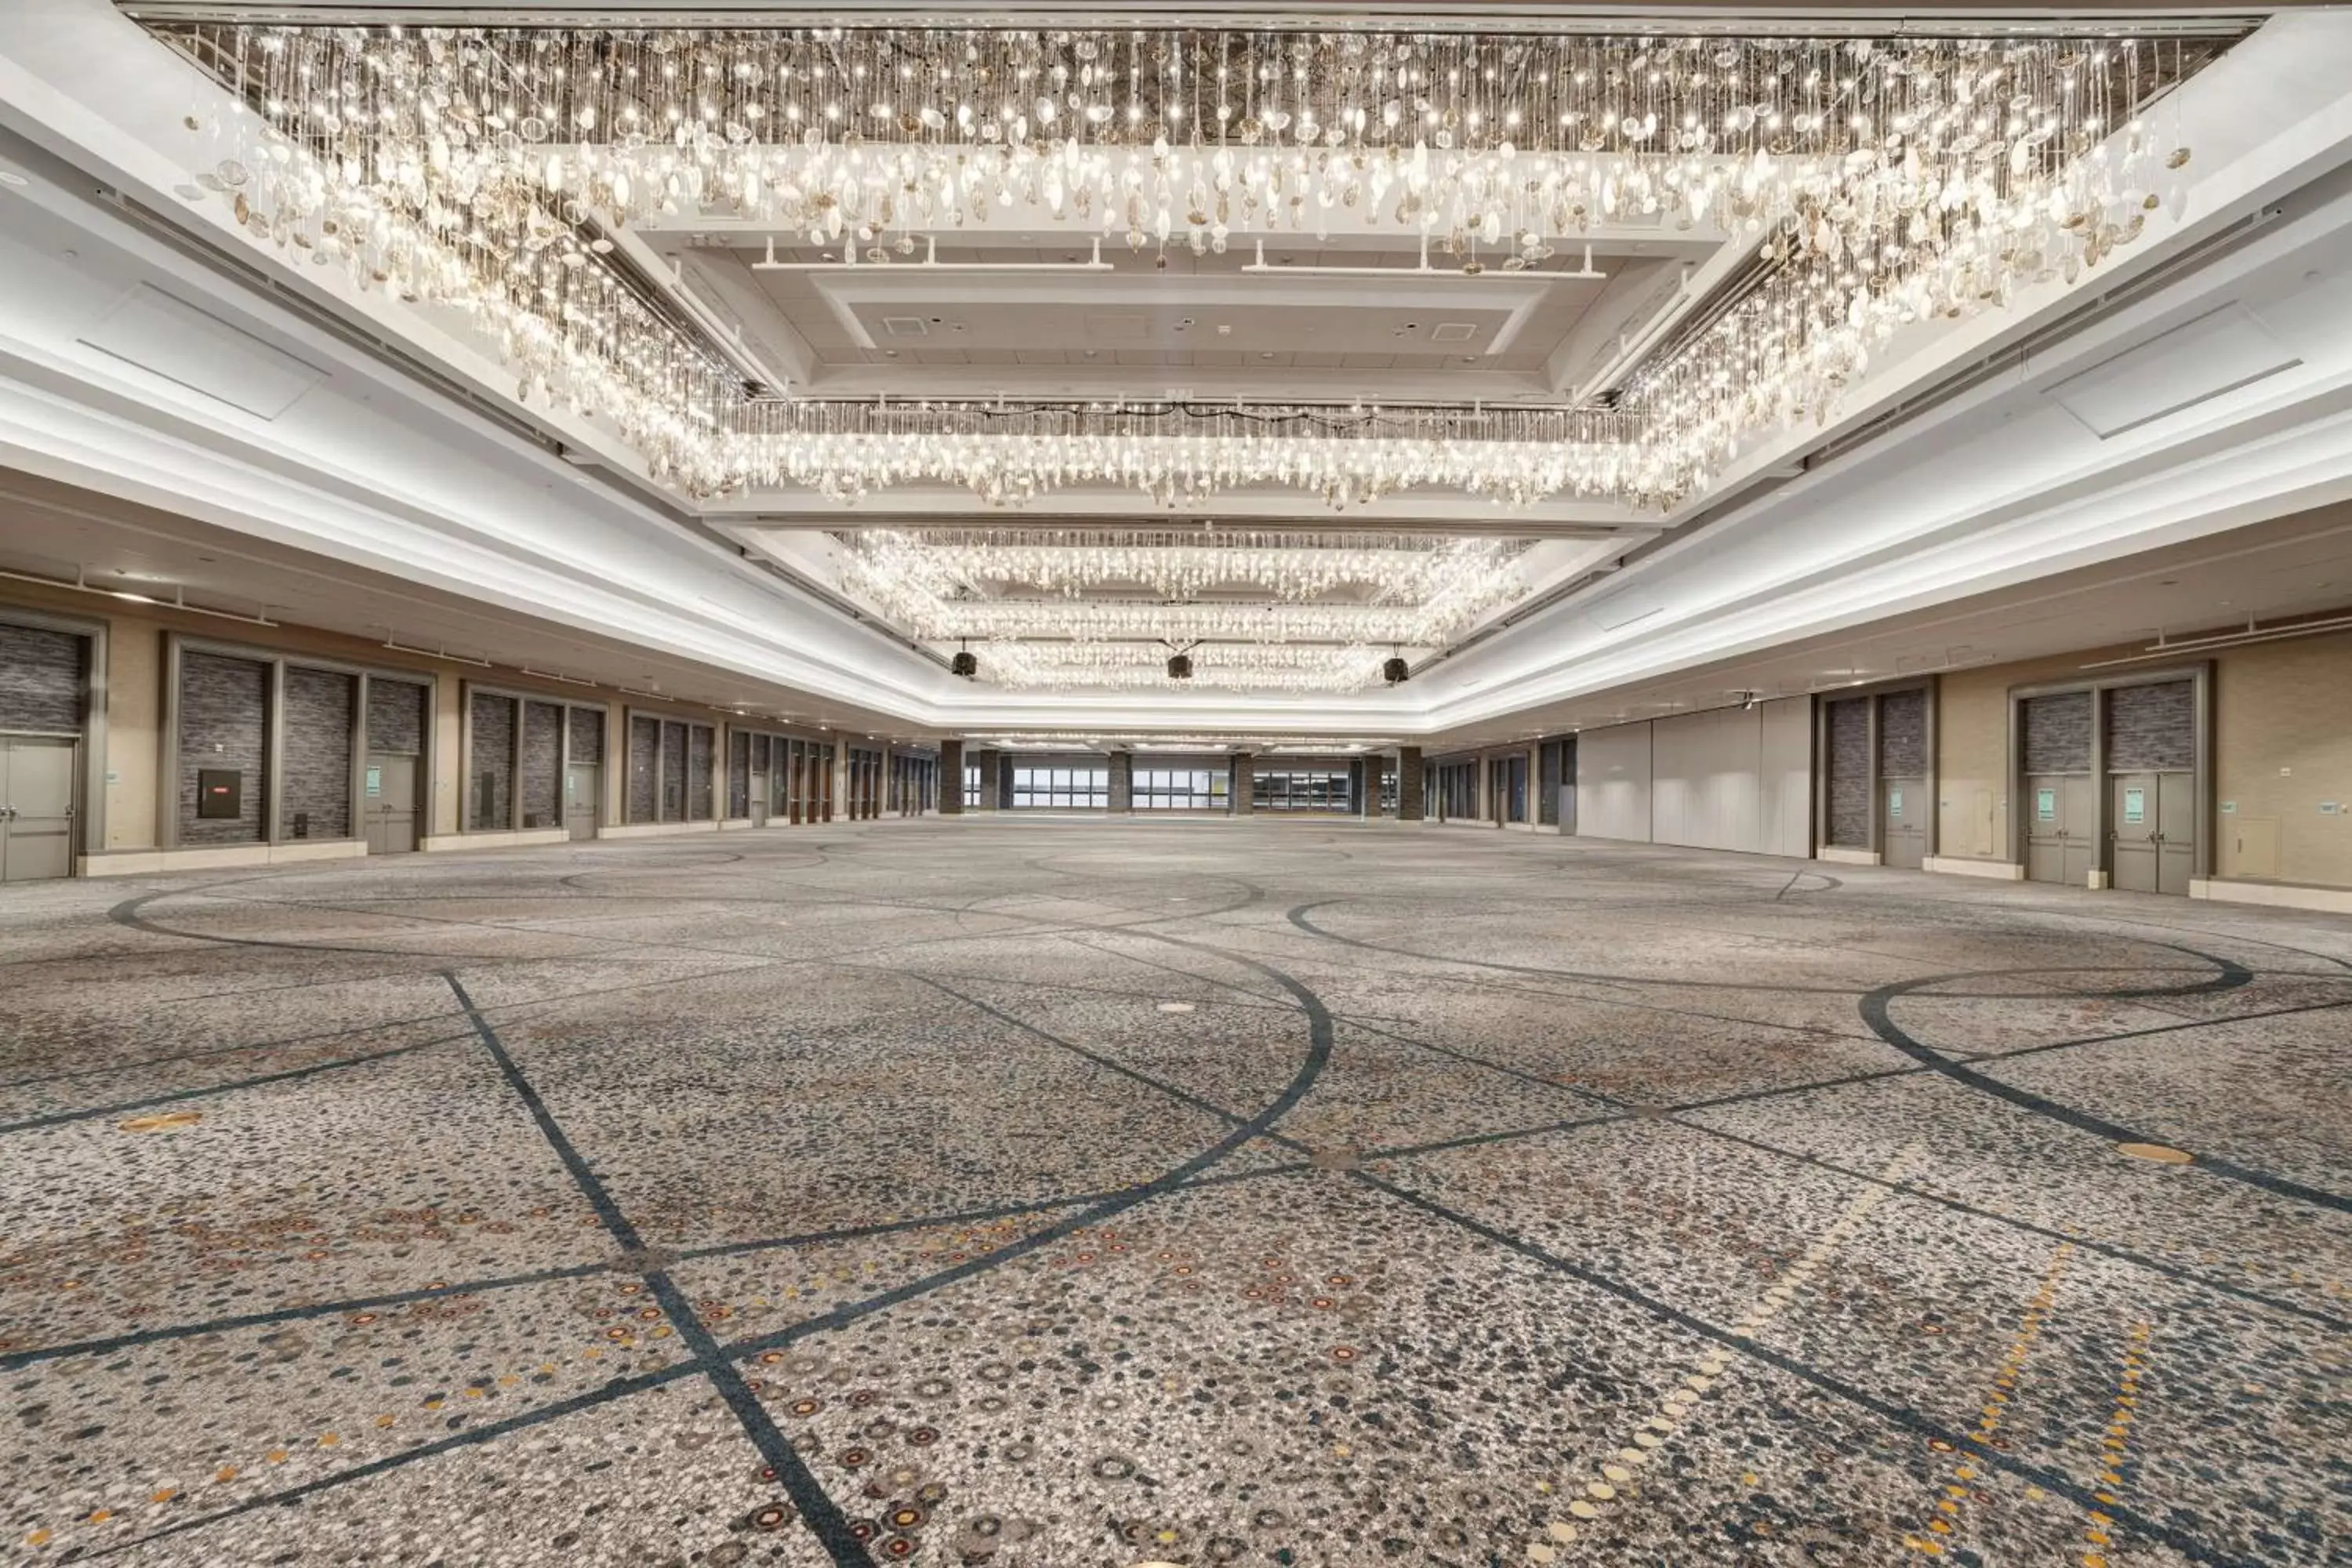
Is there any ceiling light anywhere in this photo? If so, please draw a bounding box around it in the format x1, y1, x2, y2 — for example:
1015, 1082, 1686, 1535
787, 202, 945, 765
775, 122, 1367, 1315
140, 20, 2218, 517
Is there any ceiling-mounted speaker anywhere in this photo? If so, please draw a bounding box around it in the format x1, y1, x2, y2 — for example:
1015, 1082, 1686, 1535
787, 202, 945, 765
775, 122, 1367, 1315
1382, 656, 1410, 684
950, 650, 978, 678
1167, 653, 1194, 680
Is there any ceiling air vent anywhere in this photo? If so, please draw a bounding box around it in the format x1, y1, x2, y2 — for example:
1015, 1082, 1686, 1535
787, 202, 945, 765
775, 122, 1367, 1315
882, 316, 929, 337
1430, 322, 1478, 344
2047, 303, 2299, 440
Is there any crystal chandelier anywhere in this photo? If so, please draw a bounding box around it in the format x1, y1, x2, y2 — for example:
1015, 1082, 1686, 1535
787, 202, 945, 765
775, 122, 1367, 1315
737, 401, 1664, 510
842, 528, 1526, 603
833, 528, 1529, 649
146, 21, 2227, 510
982, 640, 1398, 693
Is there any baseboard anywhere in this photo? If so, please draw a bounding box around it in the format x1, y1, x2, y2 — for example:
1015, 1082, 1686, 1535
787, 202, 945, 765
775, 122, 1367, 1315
78, 839, 371, 877
1817, 847, 1881, 866
1924, 856, 2027, 881
2190, 877, 2352, 915
422, 828, 571, 852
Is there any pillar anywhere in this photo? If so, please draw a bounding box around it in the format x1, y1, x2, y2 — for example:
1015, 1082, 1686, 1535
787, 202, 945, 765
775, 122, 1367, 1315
974, 749, 1002, 811
1362, 754, 1385, 818
1396, 746, 1425, 822
1229, 751, 1254, 815
939, 739, 965, 816
1108, 750, 1134, 813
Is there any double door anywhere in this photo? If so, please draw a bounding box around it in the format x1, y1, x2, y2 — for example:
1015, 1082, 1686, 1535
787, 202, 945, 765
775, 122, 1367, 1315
0, 736, 75, 882
2111, 771, 2194, 896
364, 751, 420, 854
2025, 773, 2097, 887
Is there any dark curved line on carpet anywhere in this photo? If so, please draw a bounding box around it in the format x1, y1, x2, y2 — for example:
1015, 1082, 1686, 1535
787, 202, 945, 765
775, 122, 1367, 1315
93, 931, 1334, 1565
1283, 900, 2258, 1005
712, 946, 1330, 1367
1860, 959, 2352, 1214
1036, 904, 2278, 1568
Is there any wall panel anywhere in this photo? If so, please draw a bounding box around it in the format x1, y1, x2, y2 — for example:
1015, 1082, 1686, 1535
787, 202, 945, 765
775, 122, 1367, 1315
467, 691, 515, 830
568, 706, 604, 766
2108, 680, 2194, 771
521, 700, 562, 829
626, 715, 658, 822
177, 650, 269, 844
1574, 722, 1653, 843
281, 665, 354, 840
1759, 697, 1814, 858
1824, 698, 1871, 847
0, 622, 83, 732
366, 678, 425, 755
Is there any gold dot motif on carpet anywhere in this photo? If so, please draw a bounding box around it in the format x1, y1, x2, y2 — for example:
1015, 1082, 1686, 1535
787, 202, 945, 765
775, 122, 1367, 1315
117, 1110, 203, 1133
2115, 1142, 2194, 1164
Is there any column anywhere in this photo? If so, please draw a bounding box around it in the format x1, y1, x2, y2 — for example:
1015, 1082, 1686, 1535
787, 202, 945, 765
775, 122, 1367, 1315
975, 749, 1002, 811
938, 739, 965, 816
1108, 750, 1134, 814
831, 742, 850, 822
1396, 746, 1425, 822
1230, 751, 1254, 815
1362, 754, 1385, 819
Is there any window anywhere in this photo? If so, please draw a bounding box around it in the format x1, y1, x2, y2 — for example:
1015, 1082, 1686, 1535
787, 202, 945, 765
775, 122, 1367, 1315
1433, 760, 1478, 819
1009, 763, 1109, 809
1253, 769, 1352, 812
1134, 768, 1225, 810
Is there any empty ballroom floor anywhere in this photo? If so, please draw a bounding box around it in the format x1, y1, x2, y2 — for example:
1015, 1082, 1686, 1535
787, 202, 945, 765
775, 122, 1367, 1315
2, 820, 2347, 1567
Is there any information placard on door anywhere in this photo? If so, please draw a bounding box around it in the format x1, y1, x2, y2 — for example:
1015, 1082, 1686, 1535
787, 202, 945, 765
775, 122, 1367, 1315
1889, 789, 1903, 815
2122, 786, 2147, 825
2035, 788, 2056, 822
365, 767, 383, 796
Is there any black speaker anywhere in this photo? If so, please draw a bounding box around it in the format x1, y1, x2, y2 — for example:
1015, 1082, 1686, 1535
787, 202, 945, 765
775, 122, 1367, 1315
1167, 653, 1193, 680
1382, 656, 1410, 684
950, 650, 978, 678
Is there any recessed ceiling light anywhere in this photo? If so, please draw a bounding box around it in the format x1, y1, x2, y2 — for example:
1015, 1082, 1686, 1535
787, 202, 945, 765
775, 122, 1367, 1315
0, 169, 27, 187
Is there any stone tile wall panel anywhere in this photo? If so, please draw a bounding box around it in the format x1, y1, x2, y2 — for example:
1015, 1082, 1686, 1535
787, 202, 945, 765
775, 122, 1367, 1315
2024, 691, 2094, 774
2107, 681, 2195, 771
0, 624, 84, 733
1825, 697, 1871, 847
366, 678, 426, 754
469, 691, 515, 831
178, 651, 268, 844
521, 701, 562, 829
281, 666, 354, 840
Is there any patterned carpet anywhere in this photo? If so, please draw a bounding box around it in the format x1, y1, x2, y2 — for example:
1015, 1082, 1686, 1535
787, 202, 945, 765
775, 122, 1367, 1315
3, 819, 2346, 1566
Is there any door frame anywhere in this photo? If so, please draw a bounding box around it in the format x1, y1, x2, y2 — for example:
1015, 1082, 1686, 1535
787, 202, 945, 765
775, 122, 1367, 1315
162, 632, 435, 851
1810, 675, 1939, 862
0, 604, 107, 871
2005, 663, 2212, 884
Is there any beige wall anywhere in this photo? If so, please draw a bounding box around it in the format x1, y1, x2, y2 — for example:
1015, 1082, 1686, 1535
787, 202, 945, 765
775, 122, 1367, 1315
103, 617, 162, 850
0, 584, 857, 854
2213, 630, 2352, 888
1935, 628, 2352, 889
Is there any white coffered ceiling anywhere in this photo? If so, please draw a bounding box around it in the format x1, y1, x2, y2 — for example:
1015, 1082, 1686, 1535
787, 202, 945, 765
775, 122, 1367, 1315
2, 2, 2350, 736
